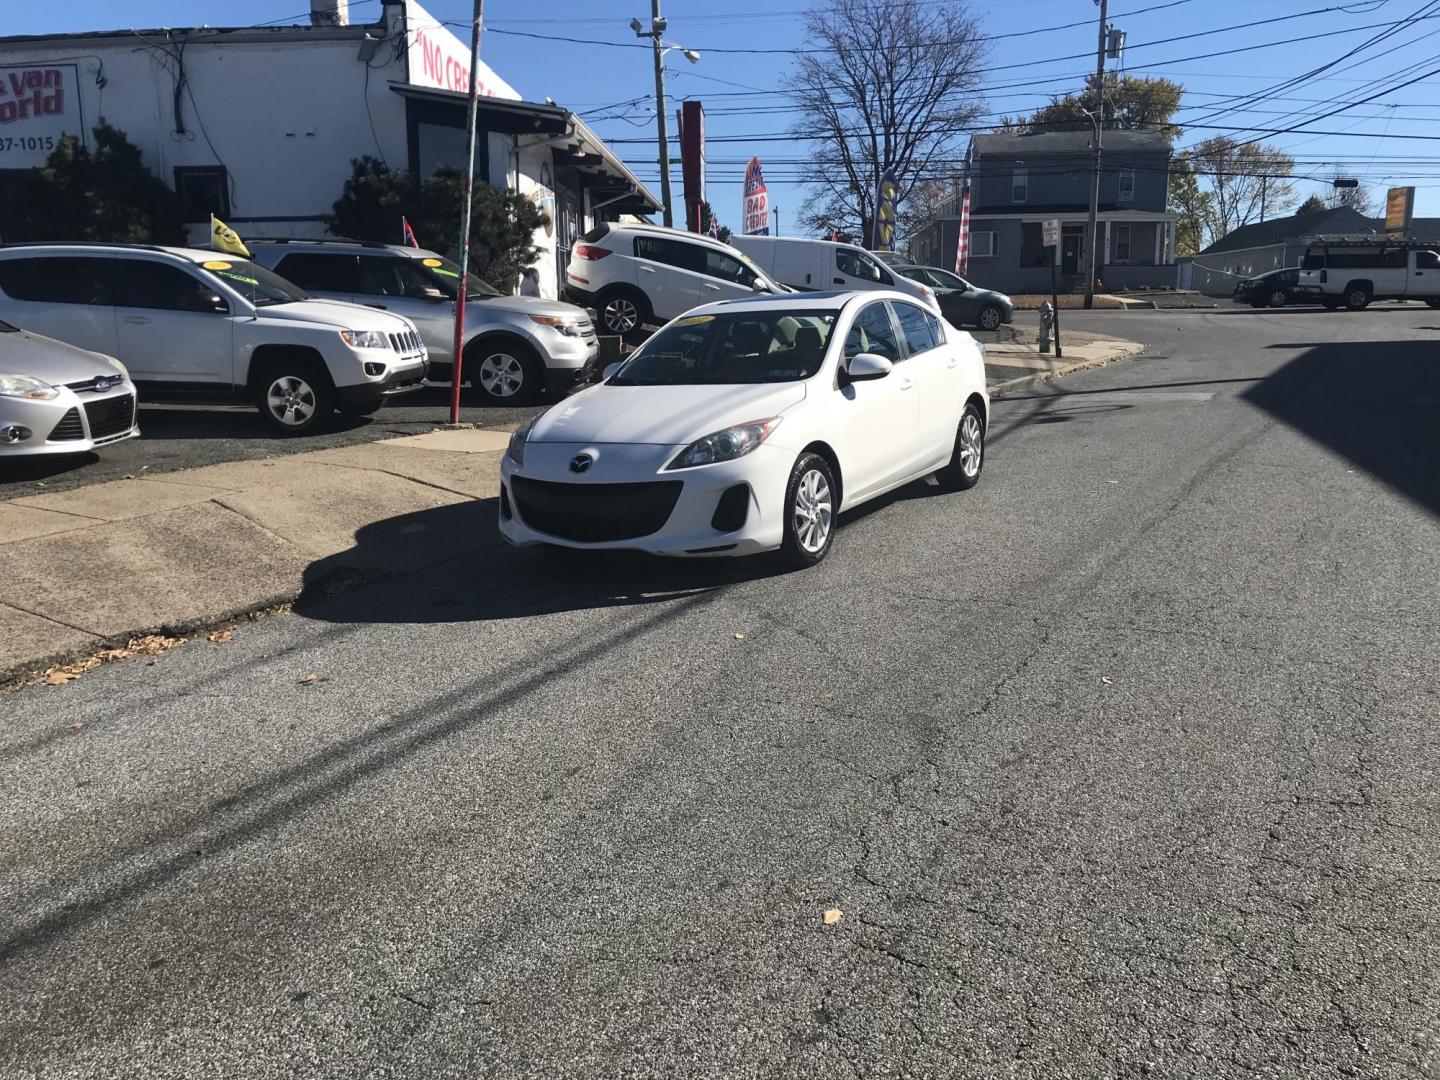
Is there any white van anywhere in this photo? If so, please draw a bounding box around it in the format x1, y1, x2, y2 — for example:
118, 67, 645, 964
1294, 238, 1440, 310
730, 235, 939, 312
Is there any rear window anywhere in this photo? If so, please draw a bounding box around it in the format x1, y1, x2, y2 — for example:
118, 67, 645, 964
0, 256, 114, 305
580, 224, 611, 245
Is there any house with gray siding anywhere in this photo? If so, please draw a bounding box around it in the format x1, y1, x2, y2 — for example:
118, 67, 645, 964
908, 129, 1178, 294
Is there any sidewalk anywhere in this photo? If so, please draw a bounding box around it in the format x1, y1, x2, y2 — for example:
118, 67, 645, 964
985, 333, 1146, 394
1, 334, 1144, 684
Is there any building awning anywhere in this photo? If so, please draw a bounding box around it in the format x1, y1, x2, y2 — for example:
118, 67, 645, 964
389, 83, 660, 214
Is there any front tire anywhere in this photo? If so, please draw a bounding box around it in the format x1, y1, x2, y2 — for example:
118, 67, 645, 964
1268, 288, 1287, 308
779, 452, 837, 570
255, 361, 335, 435
936, 401, 985, 492
975, 304, 1003, 331
468, 340, 542, 405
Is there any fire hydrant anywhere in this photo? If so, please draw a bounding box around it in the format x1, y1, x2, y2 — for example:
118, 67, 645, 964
1038, 301, 1054, 354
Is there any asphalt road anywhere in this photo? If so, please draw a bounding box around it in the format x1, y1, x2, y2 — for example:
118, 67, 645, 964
3, 306, 1439, 1078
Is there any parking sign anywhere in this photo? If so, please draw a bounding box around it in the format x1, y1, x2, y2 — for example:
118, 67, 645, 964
1042, 219, 1060, 248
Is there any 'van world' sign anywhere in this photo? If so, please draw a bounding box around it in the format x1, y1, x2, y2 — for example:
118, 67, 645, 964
0, 63, 82, 167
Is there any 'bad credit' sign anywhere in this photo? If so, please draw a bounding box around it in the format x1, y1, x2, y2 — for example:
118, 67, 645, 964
0, 63, 82, 167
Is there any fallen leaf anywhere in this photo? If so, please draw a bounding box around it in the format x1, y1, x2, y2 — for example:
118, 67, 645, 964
208, 630, 233, 644
299, 673, 319, 685
732, 632, 746, 641
68, 721, 85, 731
45, 671, 78, 686
1105, 480, 1120, 484
121, 474, 137, 480
823, 907, 843, 926
1101, 676, 1113, 685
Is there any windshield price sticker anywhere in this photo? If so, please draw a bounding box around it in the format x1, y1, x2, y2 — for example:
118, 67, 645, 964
422, 258, 443, 267
675, 315, 716, 326
202, 261, 233, 270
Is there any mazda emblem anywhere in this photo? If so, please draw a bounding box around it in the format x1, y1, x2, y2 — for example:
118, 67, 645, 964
569, 453, 593, 474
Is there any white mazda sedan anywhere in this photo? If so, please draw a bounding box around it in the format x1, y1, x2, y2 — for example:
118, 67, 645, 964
498, 290, 988, 568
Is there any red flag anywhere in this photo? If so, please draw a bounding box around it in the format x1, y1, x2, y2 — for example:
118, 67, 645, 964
954, 185, 971, 275
401, 216, 419, 249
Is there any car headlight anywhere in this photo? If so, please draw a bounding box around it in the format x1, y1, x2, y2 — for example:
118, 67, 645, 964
0, 374, 60, 400
339, 329, 389, 350
507, 413, 542, 465
666, 417, 781, 470
529, 314, 581, 337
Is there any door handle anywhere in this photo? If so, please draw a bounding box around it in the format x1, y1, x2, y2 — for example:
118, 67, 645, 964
899, 377, 913, 390
947, 358, 959, 368
639, 265, 656, 273
121, 315, 150, 325
833, 277, 845, 285
703, 283, 721, 291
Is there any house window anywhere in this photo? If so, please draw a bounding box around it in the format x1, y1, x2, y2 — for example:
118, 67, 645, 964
970, 230, 996, 257
1118, 170, 1135, 202
1115, 225, 1132, 262
1011, 169, 1027, 203
173, 166, 230, 224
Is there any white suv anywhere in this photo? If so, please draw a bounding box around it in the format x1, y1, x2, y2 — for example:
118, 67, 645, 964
564, 224, 784, 337
0, 244, 427, 434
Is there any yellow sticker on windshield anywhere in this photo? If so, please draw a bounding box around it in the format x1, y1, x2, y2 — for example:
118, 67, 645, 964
674, 315, 715, 326
203, 260, 233, 270
422, 258, 443, 267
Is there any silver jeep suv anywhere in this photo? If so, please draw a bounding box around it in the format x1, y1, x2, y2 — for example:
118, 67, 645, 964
251, 239, 597, 405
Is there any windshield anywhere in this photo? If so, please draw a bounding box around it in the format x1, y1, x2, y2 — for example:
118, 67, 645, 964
1301, 253, 1324, 269
416, 255, 501, 299
199, 259, 310, 306
611, 310, 837, 386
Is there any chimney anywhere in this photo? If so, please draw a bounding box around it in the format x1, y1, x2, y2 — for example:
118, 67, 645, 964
310, 0, 350, 26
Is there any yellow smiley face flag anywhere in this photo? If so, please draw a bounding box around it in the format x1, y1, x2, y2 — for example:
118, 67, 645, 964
210, 214, 251, 258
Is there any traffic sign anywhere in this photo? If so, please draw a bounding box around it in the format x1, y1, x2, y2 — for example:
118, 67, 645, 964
1042, 219, 1060, 248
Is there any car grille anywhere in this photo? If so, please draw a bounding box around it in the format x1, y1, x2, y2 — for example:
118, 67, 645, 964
84, 395, 136, 440
49, 407, 85, 441
578, 318, 597, 343
65, 375, 127, 394
510, 477, 683, 542
388, 329, 422, 354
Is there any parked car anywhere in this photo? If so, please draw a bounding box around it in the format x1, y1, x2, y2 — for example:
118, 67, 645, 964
729, 235, 939, 312
0, 244, 427, 434
250, 239, 596, 405
1294, 239, 1440, 310
893, 264, 1013, 330
563, 223, 785, 339
0, 319, 139, 457
499, 290, 988, 569
1232, 268, 1302, 308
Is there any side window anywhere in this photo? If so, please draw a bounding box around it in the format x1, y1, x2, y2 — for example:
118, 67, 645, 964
703, 249, 751, 284
894, 303, 938, 355
1416, 250, 1440, 269
274, 253, 359, 293
1382, 249, 1408, 269
634, 236, 702, 272
111, 260, 222, 313
923, 309, 946, 345
358, 257, 437, 298
836, 248, 882, 282
0, 257, 113, 305
843, 303, 901, 363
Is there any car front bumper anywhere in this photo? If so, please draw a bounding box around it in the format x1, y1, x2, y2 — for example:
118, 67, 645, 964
0, 382, 140, 457
498, 440, 795, 557
334, 357, 428, 412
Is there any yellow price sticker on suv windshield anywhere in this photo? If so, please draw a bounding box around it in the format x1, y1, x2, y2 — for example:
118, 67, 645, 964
422, 258, 443, 267
674, 314, 715, 326
203, 260, 233, 270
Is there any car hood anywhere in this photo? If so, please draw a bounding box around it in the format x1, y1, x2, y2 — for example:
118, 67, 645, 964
1, 328, 123, 384
469, 295, 589, 320
532, 381, 808, 446
937, 287, 1011, 306
257, 299, 415, 332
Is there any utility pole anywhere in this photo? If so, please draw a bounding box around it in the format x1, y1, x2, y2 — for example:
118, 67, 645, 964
772, 206, 780, 236
649, 0, 673, 228
1259, 175, 1268, 223
448, 0, 483, 425
1083, 0, 1107, 310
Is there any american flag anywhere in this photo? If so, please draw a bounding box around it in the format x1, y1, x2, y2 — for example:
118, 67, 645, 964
401, 216, 419, 249
954, 184, 971, 275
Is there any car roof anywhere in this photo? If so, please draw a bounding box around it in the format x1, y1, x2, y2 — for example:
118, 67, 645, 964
0, 242, 225, 262
609, 223, 746, 253
247, 237, 422, 255
696, 289, 921, 314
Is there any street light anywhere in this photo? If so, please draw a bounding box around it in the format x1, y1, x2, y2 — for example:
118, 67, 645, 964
632, 7, 698, 228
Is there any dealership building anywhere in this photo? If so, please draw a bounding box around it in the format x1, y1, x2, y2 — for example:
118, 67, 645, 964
0, 0, 660, 298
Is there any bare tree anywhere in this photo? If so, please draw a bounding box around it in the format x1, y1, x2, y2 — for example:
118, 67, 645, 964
1189, 136, 1296, 247
787, 0, 985, 242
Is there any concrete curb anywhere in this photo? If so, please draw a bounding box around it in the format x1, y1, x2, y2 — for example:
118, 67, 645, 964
988, 340, 1146, 397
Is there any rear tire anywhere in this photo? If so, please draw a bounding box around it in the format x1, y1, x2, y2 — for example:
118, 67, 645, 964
935, 401, 985, 492
596, 288, 651, 339
468, 340, 542, 405
778, 452, 837, 570
1268, 288, 1287, 308
1344, 284, 1372, 311
975, 304, 1003, 331
254, 358, 335, 435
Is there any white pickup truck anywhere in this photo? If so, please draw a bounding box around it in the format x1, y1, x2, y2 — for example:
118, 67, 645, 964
1293, 239, 1440, 310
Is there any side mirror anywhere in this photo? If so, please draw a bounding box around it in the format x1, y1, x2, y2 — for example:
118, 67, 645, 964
845, 352, 892, 382
206, 295, 230, 314
750, 277, 770, 292
603, 362, 623, 381
421, 287, 447, 301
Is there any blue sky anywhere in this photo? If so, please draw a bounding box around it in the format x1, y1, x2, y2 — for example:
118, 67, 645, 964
13, 0, 1440, 230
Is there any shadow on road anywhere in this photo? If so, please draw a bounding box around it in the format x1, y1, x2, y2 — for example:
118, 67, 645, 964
1244, 339, 1440, 516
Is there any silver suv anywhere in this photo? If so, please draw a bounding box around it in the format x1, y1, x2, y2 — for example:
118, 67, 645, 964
251, 239, 597, 405
0, 244, 427, 435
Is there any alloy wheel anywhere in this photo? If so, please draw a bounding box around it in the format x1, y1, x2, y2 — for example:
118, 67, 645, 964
603, 298, 639, 333
978, 306, 1002, 330
959, 412, 983, 478
793, 468, 833, 554
479, 353, 525, 399
1269, 290, 1286, 307
266, 375, 317, 428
